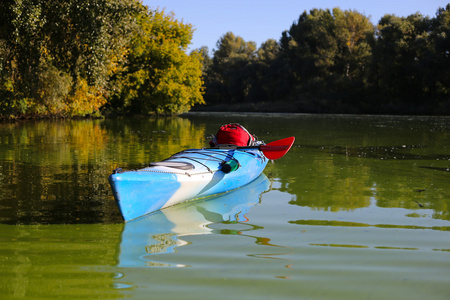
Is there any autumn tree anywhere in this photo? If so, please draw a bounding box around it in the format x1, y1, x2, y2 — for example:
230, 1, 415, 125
0, 1, 204, 118
0, 0, 141, 117
108, 9, 204, 115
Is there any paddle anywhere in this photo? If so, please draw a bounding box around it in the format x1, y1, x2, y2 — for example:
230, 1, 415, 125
219, 136, 295, 160
219, 137, 295, 173
254, 136, 295, 160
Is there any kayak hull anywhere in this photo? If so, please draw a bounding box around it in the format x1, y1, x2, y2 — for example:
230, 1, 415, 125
109, 148, 268, 221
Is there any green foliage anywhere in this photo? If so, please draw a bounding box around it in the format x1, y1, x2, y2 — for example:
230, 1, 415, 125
0, 1, 204, 118
213, 32, 257, 64
333, 8, 374, 80
201, 5, 449, 115
196, 46, 213, 73
370, 6, 450, 113
256, 39, 280, 61
428, 5, 450, 103
108, 9, 204, 115
374, 13, 431, 103
204, 32, 260, 105
279, 8, 374, 103
36, 64, 72, 114
2, 2, 448, 117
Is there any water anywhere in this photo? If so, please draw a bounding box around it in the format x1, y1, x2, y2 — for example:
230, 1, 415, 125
0, 113, 449, 300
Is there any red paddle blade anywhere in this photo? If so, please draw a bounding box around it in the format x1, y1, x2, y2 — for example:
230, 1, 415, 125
260, 137, 295, 160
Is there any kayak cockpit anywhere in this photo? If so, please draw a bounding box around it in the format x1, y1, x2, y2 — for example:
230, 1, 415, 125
148, 161, 195, 170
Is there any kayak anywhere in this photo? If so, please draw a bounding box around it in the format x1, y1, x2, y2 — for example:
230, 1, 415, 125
109, 148, 267, 221
109, 137, 294, 221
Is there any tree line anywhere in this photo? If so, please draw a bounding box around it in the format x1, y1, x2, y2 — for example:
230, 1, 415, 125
1, 3, 449, 118
200, 6, 450, 115
0, 0, 204, 118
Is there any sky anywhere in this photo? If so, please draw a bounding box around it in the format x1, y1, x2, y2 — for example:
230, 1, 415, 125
141, 0, 449, 52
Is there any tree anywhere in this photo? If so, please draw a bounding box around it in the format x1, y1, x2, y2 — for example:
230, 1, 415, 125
196, 46, 213, 73
43, 0, 142, 116
256, 39, 280, 61
0, 0, 31, 116
203, 32, 258, 105
0, 0, 141, 117
333, 8, 374, 81
7, 0, 46, 101
111, 9, 204, 115
428, 4, 450, 109
253, 39, 282, 102
279, 8, 374, 111
280, 8, 339, 92
373, 12, 433, 111
0, 1, 204, 118
213, 32, 256, 64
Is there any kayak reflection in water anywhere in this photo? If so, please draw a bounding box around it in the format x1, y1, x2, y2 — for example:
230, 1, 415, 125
117, 173, 271, 267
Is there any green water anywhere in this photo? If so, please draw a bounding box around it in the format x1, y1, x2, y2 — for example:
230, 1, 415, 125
0, 113, 449, 300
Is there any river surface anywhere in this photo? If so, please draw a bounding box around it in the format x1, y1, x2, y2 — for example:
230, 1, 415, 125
0, 113, 449, 299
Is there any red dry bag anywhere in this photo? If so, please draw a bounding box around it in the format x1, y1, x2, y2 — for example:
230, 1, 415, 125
210, 123, 256, 147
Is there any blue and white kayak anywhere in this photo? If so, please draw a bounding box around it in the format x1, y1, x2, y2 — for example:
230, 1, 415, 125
109, 147, 268, 221
109, 137, 294, 222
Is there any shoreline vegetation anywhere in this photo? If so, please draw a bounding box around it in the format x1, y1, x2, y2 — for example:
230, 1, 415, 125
1, 1, 449, 120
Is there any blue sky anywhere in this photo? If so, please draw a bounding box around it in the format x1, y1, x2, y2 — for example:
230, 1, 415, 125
141, 0, 449, 52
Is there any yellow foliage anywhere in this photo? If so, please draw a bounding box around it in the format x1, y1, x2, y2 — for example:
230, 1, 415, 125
119, 8, 204, 114
64, 79, 107, 116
